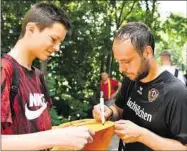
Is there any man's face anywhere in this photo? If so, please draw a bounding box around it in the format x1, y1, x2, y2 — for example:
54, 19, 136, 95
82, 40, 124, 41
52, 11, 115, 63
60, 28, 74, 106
27, 22, 67, 61
101, 72, 109, 81
113, 39, 149, 81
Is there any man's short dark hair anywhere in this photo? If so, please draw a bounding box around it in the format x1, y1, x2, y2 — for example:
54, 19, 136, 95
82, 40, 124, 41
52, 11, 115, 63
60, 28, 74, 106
114, 22, 155, 55
19, 2, 71, 39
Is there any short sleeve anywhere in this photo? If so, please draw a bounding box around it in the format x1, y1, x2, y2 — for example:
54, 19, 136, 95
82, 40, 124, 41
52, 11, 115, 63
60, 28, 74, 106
1, 60, 13, 124
166, 87, 187, 145
110, 78, 119, 88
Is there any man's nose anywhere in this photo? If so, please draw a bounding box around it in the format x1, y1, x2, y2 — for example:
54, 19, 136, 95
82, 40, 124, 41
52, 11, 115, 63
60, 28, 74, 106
119, 63, 128, 73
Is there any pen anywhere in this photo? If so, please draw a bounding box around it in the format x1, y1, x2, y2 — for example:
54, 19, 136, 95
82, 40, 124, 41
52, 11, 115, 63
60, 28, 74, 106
100, 91, 105, 125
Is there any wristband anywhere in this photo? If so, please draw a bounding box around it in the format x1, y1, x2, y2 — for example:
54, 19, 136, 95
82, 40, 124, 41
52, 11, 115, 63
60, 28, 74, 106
107, 107, 113, 120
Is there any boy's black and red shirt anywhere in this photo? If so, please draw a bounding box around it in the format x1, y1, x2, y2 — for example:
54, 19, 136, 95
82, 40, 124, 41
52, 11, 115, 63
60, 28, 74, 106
1, 54, 52, 134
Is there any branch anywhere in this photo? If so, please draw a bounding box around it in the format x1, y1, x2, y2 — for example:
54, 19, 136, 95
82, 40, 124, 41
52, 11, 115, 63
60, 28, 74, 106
116, 1, 127, 28
145, 0, 150, 13
118, 0, 137, 28
152, 0, 157, 30
151, 0, 156, 16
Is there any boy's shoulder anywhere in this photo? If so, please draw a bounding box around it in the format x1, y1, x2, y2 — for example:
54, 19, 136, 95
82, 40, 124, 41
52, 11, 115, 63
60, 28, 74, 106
1, 55, 15, 73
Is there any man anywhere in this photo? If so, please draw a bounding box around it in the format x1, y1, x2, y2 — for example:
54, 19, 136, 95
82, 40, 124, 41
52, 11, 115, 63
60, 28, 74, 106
1, 2, 94, 150
93, 22, 187, 150
160, 50, 186, 84
100, 72, 122, 106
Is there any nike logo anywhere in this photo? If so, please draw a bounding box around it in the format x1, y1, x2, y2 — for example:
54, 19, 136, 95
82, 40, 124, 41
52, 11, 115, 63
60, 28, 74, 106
25, 102, 47, 120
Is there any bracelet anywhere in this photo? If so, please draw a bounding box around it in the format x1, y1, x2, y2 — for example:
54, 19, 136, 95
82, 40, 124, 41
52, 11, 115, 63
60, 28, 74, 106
107, 107, 114, 120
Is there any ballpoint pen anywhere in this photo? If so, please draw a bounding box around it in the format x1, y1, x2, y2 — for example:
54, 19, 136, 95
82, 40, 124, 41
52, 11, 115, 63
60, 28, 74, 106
100, 91, 105, 125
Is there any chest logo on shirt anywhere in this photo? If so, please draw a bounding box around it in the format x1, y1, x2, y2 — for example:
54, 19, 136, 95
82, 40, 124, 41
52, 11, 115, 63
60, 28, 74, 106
137, 86, 143, 95
25, 93, 47, 120
148, 88, 159, 102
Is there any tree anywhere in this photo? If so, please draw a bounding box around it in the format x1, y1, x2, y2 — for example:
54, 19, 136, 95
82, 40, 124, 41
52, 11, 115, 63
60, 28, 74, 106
2, 0, 186, 125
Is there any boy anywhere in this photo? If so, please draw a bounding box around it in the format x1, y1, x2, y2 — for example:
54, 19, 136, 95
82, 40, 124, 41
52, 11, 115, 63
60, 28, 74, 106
1, 2, 94, 150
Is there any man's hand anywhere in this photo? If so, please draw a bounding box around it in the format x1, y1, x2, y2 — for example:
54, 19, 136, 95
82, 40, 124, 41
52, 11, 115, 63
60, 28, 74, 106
114, 120, 144, 143
92, 104, 113, 122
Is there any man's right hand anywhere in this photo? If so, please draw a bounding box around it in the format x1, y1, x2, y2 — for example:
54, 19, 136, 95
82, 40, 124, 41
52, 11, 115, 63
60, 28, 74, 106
92, 104, 113, 122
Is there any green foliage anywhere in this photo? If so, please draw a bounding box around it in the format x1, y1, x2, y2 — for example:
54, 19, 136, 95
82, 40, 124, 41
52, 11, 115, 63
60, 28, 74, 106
2, 0, 187, 125
155, 13, 187, 69
50, 106, 62, 126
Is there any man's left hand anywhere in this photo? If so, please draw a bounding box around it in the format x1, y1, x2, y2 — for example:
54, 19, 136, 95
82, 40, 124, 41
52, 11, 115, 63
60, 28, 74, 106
114, 120, 144, 143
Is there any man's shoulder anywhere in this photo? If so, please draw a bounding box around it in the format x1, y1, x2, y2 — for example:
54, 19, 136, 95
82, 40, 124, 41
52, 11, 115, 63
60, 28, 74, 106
151, 71, 187, 98
164, 75, 187, 97
158, 73, 187, 108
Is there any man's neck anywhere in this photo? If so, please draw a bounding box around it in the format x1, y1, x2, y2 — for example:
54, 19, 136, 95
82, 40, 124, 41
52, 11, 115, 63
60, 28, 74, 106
140, 59, 161, 83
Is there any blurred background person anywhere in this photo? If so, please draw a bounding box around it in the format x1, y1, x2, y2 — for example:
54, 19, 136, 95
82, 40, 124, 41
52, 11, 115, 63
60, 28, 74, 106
100, 72, 122, 106
160, 50, 186, 84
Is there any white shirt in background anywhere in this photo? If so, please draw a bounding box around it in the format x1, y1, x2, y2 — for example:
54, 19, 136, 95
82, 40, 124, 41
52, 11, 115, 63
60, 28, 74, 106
160, 65, 186, 84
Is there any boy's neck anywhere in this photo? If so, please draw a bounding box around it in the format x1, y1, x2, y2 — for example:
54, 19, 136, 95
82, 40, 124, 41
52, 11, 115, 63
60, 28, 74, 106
8, 40, 34, 70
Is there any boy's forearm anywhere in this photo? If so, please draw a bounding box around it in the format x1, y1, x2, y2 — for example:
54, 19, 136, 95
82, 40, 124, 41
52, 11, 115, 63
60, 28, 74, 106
2, 130, 54, 150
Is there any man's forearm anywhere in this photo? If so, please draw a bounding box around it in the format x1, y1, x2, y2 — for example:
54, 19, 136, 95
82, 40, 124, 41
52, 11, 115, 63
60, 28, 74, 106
139, 128, 187, 150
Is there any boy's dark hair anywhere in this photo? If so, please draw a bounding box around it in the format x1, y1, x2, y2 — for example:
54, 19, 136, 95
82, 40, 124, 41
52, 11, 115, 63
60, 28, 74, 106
19, 2, 71, 39
114, 22, 155, 55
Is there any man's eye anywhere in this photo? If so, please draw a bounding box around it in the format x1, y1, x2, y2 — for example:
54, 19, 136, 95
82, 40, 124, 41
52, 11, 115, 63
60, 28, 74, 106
121, 61, 130, 64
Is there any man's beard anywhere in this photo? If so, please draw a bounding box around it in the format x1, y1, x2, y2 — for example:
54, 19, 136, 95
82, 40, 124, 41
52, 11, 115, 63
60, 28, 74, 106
135, 57, 150, 81
135, 69, 149, 81
122, 57, 150, 81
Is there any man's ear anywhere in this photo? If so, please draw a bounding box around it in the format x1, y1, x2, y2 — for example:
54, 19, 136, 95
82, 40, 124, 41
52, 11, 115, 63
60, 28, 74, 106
25, 22, 38, 36
143, 46, 153, 59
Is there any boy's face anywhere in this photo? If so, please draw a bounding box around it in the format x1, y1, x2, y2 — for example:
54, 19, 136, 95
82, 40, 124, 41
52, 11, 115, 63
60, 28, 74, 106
26, 22, 67, 61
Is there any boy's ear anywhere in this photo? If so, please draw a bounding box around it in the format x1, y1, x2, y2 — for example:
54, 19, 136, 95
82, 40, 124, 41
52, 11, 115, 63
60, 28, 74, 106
25, 22, 38, 36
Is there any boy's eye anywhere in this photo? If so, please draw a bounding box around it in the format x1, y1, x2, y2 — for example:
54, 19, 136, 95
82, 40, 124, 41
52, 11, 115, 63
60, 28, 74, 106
51, 37, 56, 42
